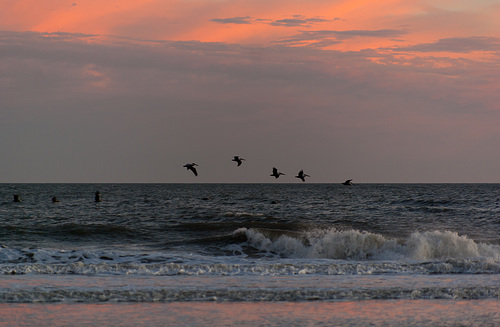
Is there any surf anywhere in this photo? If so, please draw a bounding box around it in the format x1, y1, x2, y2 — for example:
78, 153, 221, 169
234, 228, 500, 261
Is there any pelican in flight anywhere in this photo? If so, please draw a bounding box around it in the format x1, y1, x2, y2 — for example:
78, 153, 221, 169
232, 156, 245, 166
295, 170, 310, 182
270, 167, 285, 179
183, 163, 198, 176
342, 179, 353, 185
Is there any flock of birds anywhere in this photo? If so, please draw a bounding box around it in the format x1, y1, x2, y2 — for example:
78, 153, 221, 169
11, 156, 351, 204
184, 156, 354, 185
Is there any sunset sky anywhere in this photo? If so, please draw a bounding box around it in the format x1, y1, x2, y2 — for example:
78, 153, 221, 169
1, 0, 499, 182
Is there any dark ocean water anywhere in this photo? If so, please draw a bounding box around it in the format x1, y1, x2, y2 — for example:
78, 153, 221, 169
1, 183, 499, 304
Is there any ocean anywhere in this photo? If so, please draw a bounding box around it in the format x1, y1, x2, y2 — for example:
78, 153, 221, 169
0, 183, 499, 326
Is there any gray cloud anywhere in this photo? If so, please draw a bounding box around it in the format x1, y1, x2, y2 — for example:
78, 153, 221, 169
395, 36, 500, 53
270, 16, 338, 27
277, 29, 408, 47
210, 16, 253, 24
330, 29, 408, 40
210, 15, 338, 27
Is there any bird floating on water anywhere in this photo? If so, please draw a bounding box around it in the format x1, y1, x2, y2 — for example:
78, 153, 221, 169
95, 191, 102, 202
270, 167, 285, 179
232, 156, 245, 166
183, 163, 198, 176
342, 179, 353, 185
295, 170, 310, 182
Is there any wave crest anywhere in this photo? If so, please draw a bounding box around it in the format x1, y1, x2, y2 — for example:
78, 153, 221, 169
407, 231, 497, 260
234, 228, 500, 261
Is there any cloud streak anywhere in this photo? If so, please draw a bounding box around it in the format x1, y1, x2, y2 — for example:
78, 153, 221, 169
269, 15, 338, 27
210, 16, 253, 24
396, 36, 500, 53
276, 28, 408, 47
210, 15, 338, 28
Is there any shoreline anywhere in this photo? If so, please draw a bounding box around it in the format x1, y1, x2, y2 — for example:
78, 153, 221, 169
1, 300, 499, 326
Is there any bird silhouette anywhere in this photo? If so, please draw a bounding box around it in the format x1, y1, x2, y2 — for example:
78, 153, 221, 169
342, 179, 353, 185
295, 170, 310, 182
270, 167, 285, 179
232, 156, 245, 166
183, 163, 198, 176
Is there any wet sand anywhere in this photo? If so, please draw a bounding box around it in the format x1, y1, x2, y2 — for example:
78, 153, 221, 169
0, 300, 499, 326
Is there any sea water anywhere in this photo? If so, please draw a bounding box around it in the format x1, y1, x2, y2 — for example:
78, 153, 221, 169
0, 183, 499, 326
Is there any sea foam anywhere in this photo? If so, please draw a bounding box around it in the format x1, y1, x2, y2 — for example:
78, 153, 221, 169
235, 228, 500, 261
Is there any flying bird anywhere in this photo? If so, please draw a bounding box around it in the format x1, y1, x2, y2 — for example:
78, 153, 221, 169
270, 167, 285, 179
183, 163, 198, 176
295, 170, 310, 182
342, 179, 353, 185
232, 156, 245, 166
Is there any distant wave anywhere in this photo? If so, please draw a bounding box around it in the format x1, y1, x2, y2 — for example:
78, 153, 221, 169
223, 211, 265, 218
0, 222, 140, 238
234, 228, 500, 261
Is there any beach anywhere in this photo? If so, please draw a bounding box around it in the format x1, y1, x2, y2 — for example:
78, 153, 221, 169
1, 301, 499, 326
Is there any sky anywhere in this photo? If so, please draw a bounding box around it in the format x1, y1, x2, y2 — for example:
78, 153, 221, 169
1, 0, 499, 183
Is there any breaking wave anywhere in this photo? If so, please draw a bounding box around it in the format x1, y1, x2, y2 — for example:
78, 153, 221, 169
235, 228, 500, 261
1, 229, 499, 277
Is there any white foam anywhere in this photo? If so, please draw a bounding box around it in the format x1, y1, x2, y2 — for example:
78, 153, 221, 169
1, 229, 499, 277
234, 228, 500, 261
406, 231, 495, 260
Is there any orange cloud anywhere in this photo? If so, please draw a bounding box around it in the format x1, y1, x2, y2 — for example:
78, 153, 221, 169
2, 0, 500, 56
